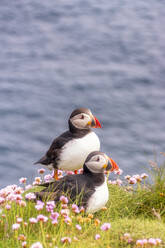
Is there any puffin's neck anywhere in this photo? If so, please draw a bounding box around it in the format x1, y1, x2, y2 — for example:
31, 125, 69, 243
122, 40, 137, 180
68, 120, 91, 136
83, 164, 105, 185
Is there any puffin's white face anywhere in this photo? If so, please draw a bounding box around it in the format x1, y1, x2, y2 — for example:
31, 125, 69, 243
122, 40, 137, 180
70, 112, 92, 129
85, 154, 110, 173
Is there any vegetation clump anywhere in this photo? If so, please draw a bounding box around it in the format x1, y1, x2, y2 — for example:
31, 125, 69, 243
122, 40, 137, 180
0, 155, 165, 247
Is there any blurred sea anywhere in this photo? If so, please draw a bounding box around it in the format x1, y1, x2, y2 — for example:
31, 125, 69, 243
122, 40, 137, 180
0, 0, 165, 187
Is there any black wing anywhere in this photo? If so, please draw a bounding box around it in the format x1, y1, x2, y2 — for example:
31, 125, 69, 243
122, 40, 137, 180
34, 131, 73, 167
35, 174, 95, 208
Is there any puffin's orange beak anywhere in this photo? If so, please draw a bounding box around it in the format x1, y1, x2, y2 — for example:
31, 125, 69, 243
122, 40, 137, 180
109, 157, 119, 172
92, 116, 102, 128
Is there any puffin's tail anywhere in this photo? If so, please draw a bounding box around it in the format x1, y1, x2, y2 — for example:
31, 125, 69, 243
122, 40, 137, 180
35, 191, 57, 201
34, 155, 50, 165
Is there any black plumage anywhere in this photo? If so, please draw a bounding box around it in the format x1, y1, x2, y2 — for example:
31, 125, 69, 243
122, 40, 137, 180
35, 151, 118, 213
35, 165, 104, 209
34, 129, 91, 169
34, 108, 101, 174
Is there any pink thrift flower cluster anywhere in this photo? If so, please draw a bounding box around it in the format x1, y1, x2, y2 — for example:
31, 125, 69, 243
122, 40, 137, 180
19, 177, 27, 184
100, 222, 111, 231
30, 242, 43, 248
33, 177, 41, 185
12, 223, 20, 230
61, 237, 72, 244
25, 192, 36, 200
136, 238, 162, 247
60, 195, 68, 204
95, 234, 101, 240
0, 184, 25, 206
46, 201, 55, 212
38, 168, 45, 174
29, 217, 38, 224
72, 204, 80, 214
50, 211, 59, 225
35, 201, 44, 211
37, 214, 48, 223
124, 173, 149, 185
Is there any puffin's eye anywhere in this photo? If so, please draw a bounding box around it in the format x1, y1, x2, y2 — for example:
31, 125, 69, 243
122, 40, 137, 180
96, 156, 100, 162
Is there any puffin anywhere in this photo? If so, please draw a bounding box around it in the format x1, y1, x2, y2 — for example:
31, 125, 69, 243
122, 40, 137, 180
34, 108, 102, 180
35, 151, 119, 213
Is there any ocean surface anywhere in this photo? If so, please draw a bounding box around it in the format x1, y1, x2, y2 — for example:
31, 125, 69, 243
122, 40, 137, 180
0, 0, 165, 188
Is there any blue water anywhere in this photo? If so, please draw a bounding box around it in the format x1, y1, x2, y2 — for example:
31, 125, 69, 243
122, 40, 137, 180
0, 0, 165, 188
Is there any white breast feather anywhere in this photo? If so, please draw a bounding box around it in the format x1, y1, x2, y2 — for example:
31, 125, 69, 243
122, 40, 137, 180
86, 178, 109, 213
59, 132, 100, 171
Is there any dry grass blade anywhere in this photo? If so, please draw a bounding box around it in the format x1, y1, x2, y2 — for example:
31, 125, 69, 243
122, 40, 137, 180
152, 208, 161, 221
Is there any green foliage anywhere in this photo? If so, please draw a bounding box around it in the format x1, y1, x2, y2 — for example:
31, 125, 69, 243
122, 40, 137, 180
0, 159, 165, 247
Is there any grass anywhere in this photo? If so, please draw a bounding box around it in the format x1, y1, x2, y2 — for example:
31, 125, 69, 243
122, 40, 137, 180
0, 157, 165, 248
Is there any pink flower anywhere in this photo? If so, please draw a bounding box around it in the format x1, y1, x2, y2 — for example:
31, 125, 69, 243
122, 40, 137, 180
18, 200, 26, 207
95, 234, 101, 240
127, 238, 133, 243
50, 212, 59, 220
35, 201, 44, 211
52, 219, 58, 225
60, 195, 68, 204
141, 173, 148, 179
116, 179, 123, 186
66, 171, 74, 175
72, 204, 80, 214
62, 204, 68, 209
44, 174, 53, 182
30, 242, 43, 248
19, 177, 27, 184
46, 201, 55, 212
142, 239, 148, 245
155, 238, 162, 245
65, 216, 72, 225
29, 217, 38, 224
100, 223, 111, 231
60, 209, 70, 217
14, 186, 24, 194
14, 194, 23, 201
25, 184, 32, 190
123, 233, 131, 239
114, 169, 123, 175
38, 168, 45, 174
148, 238, 157, 245
5, 204, 11, 210
136, 239, 148, 246
33, 177, 41, 185
61, 237, 71, 244
22, 241, 27, 247
80, 206, 85, 213
78, 169, 83, 174
129, 177, 137, 185
0, 197, 5, 204
37, 214, 48, 223
133, 174, 142, 182
25, 192, 36, 200
136, 240, 144, 246
125, 175, 131, 180
76, 224, 81, 230
38, 214, 48, 223
12, 223, 20, 230
17, 217, 23, 223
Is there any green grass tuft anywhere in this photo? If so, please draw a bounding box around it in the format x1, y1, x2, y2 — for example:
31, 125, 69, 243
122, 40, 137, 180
0, 158, 165, 247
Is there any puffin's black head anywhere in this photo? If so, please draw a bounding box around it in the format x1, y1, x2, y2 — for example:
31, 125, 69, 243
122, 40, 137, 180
84, 151, 119, 174
68, 108, 101, 132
